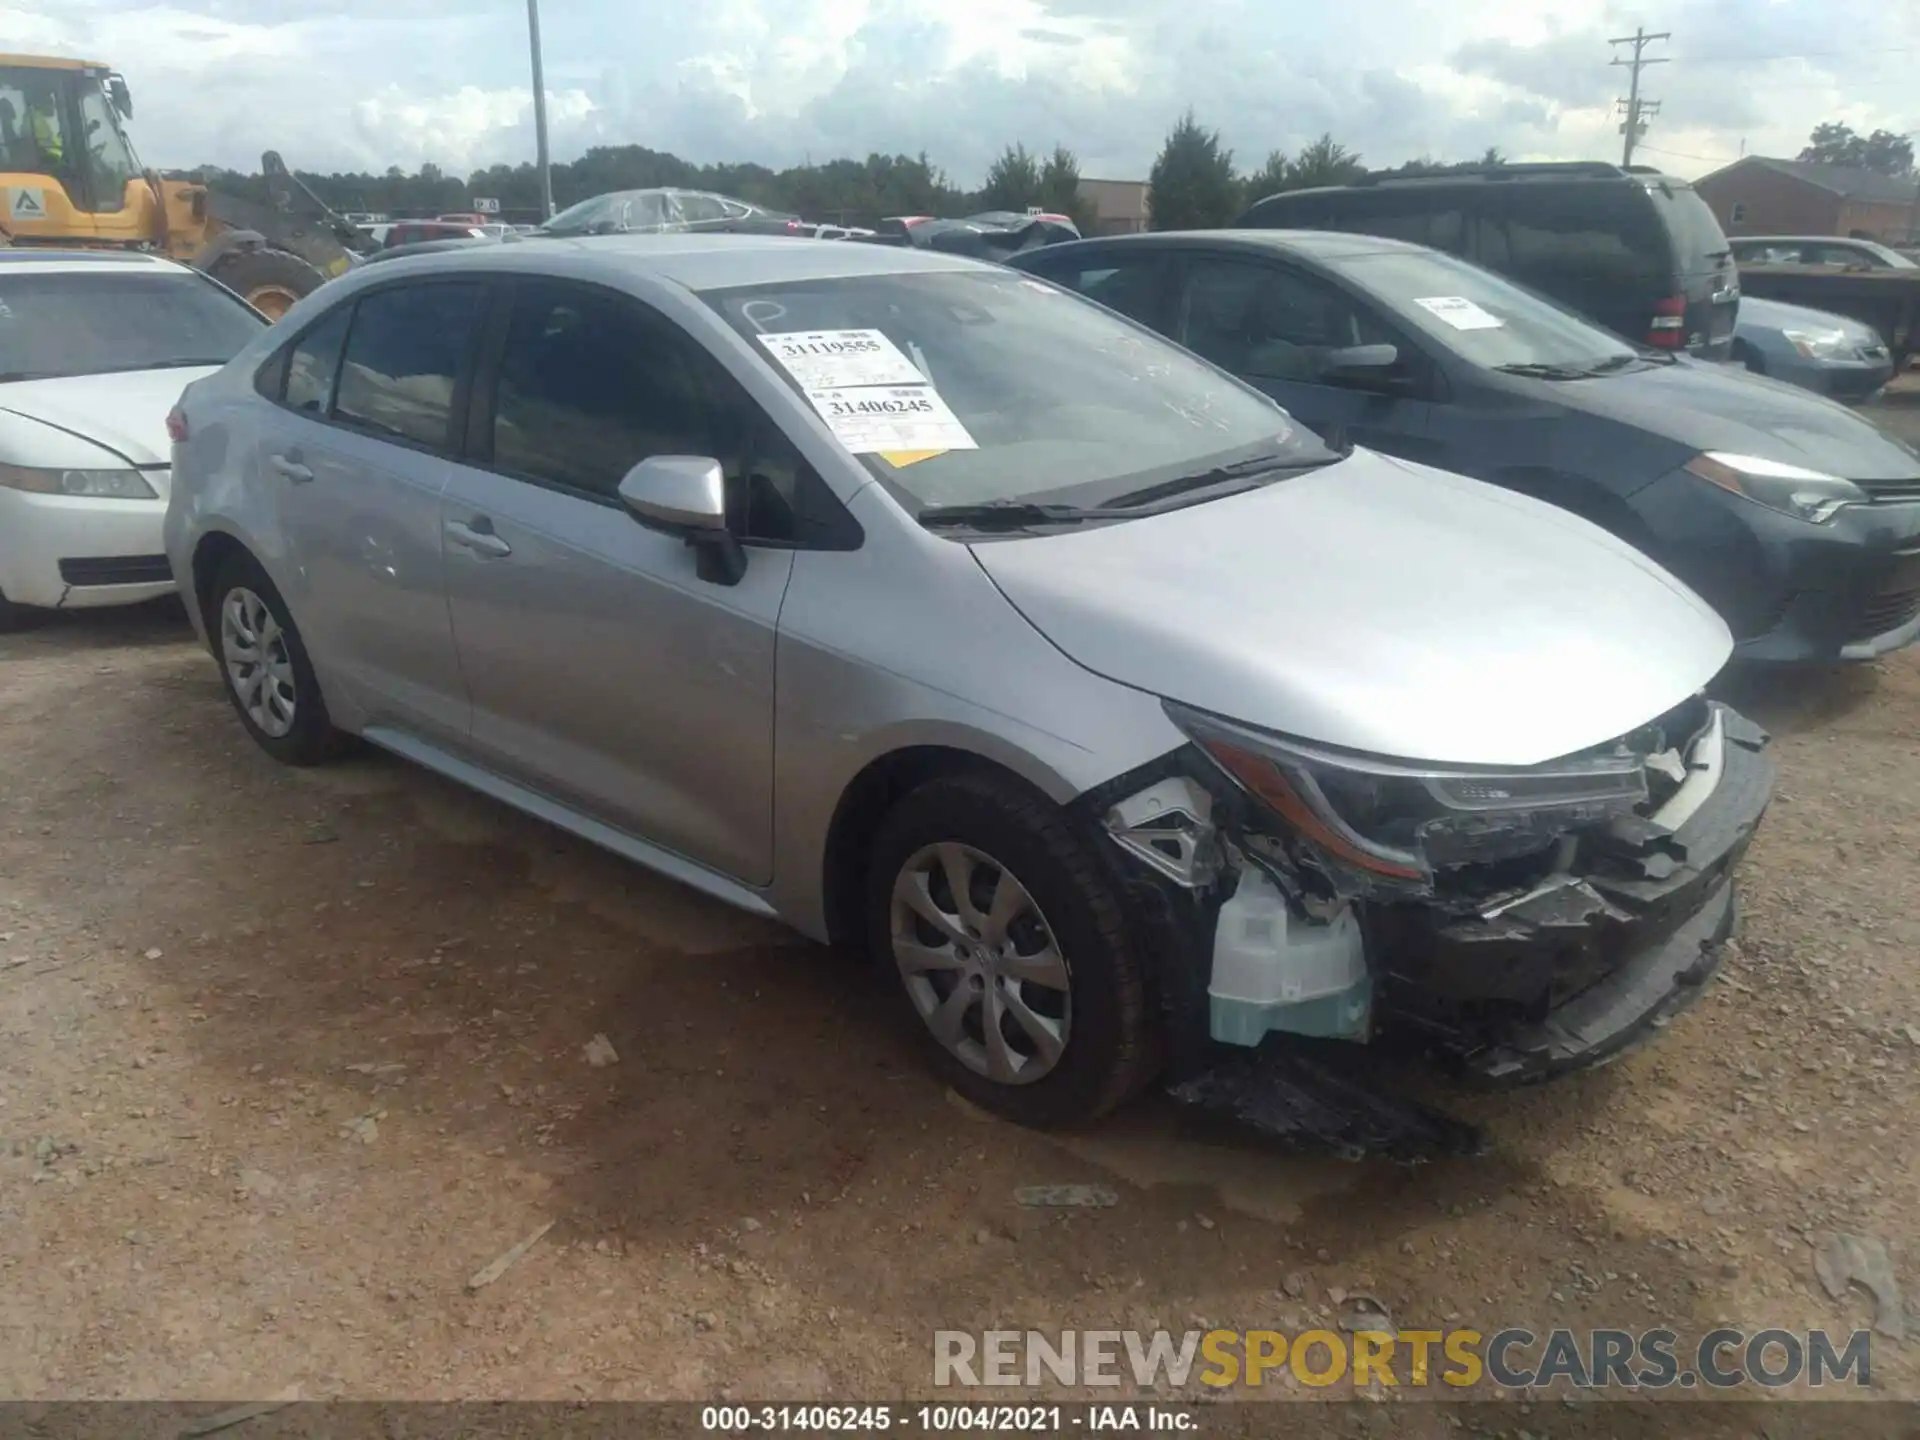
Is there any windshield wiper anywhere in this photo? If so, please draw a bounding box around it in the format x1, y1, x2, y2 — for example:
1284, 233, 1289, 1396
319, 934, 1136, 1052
916, 500, 1129, 531
141, 357, 233, 370
1491, 361, 1606, 380
1105, 453, 1332, 511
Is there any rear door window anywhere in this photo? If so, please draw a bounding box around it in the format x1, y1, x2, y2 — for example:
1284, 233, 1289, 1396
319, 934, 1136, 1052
281, 305, 351, 414
333, 282, 485, 451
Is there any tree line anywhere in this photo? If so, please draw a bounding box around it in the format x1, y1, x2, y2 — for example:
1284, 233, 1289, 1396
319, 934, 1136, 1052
199, 113, 1890, 234
197, 118, 1503, 232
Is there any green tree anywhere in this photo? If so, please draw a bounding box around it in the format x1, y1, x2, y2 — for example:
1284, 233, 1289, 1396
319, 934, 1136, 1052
1799, 122, 1914, 176
978, 143, 1044, 213
1038, 145, 1097, 231
1147, 110, 1239, 229
1242, 150, 1293, 204
1285, 133, 1366, 189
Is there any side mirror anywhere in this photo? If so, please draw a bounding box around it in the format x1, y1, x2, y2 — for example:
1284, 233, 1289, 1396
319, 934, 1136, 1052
1320, 343, 1411, 393
109, 76, 133, 119
616, 455, 747, 586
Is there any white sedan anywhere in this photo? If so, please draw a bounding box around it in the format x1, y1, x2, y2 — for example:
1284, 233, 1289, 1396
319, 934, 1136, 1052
0, 251, 267, 629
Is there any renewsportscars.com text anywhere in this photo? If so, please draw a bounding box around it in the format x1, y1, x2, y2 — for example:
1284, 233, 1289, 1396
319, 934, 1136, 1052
933, 1327, 1874, 1390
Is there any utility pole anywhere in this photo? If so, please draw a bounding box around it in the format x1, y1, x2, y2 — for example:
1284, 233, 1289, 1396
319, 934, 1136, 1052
526, 0, 555, 220
1609, 26, 1670, 167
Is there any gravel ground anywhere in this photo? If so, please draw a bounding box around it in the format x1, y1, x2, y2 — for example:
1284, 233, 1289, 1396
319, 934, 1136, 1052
2, 385, 1918, 1418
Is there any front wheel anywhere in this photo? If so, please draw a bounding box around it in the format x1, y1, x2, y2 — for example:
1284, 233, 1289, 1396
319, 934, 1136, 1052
866, 773, 1157, 1127
210, 248, 324, 320
210, 551, 345, 765
0, 590, 48, 633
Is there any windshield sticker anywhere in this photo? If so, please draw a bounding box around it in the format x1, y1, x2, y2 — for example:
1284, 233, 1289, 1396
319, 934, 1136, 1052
806, 385, 978, 455
1412, 296, 1504, 331
876, 449, 947, 467
758, 329, 928, 388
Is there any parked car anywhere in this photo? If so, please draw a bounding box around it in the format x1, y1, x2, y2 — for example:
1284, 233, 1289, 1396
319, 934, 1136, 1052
1239, 161, 1740, 360
1731, 296, 1895, 402
1010, 229, 1920, 664
0, 250, 266, 629
537, 188, 811, 238
382, 221, 492, 248
166, 235, 1773, 1123
1731, 236, 1917, 271
969, 210, 1081, 236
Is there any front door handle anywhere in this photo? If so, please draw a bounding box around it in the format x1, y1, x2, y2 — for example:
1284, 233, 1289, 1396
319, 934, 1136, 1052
446, 518, 511, 557
267, 453, 313, 483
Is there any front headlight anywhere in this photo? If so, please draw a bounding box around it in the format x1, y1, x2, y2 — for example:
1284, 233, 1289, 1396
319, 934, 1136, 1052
1684, 451, 1865, 524
1780, 327, 1852, 361
1166, 702, 1648, 883
0, 463, 157, 499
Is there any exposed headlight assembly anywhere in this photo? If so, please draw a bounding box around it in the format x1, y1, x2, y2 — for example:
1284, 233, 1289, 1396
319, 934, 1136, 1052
1166, 702, 1648, 883
1684, 451, 1864, 524
1779, 326, 1854, 361
0, 463, 157, 499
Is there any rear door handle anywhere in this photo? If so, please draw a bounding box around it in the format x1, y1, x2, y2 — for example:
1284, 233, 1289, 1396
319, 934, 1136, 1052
267, 453, 313, 483
446, 518, 512, 557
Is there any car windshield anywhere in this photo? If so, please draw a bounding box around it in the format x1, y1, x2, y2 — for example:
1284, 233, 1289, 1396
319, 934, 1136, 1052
701, 268, 1333, 511
1340, 248, 1640, 372
0, 269, 265, 382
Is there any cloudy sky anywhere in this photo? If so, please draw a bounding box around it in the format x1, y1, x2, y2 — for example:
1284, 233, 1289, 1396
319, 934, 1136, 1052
7, 0, 1916, 184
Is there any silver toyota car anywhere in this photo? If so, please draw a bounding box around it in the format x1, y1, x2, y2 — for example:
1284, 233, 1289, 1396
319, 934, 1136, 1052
164, 236, 1773, 1129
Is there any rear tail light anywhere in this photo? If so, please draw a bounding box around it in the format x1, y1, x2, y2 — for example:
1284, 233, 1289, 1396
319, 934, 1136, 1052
1648, 294, 1687, 348
165, 406, 189, 443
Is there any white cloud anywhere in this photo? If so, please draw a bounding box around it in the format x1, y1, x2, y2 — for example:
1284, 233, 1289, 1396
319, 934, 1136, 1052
3, 0, 1913, 183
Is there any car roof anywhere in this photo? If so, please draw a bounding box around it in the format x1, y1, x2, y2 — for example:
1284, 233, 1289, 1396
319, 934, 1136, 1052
1041, 228, 1427, 262
370, 232, 985, 290
0, 249, 188, 274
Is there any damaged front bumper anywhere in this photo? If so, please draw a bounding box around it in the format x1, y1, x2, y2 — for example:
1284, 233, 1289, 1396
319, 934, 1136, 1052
1099, 700, 1775, 1102
1369, 706, 1771, 1084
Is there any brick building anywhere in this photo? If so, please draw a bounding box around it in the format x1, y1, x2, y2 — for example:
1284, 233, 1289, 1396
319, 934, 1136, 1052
1077, 178, 1150, 235
1693, 157, 1920, 245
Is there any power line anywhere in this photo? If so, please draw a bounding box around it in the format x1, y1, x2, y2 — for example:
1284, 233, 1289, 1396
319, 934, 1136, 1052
1610, 26, 1670, 167
1634, 142, 1741, 164
1666, 45, 1917, 65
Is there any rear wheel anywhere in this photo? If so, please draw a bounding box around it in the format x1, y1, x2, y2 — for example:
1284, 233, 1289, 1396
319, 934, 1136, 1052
210, 248, 324, 320
866, 773, 1156, 1127
210, 551, 345, 765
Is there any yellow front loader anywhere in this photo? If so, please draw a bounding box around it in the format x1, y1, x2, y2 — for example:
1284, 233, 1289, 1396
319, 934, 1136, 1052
0, 53, 373, 316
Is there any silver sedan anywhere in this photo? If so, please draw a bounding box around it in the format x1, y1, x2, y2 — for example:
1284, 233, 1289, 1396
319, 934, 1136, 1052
165, 235, 1771, 1126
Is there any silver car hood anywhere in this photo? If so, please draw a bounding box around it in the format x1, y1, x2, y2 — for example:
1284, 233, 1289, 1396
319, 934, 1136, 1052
970, 452, 1732, 767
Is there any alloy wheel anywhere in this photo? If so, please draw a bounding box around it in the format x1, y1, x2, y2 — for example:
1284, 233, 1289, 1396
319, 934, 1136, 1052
889, 841, 1071, 1085
220, 587, 298, 738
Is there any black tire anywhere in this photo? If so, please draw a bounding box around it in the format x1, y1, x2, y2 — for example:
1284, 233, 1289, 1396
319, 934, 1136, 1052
208, 550, 345, 765
1734, 341, 1766, 376
209, 248, 324, 320
0, 590, 48, 633
865, 772, 1156, 1127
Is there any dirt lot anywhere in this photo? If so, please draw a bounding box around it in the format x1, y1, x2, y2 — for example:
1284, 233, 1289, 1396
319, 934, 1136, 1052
3, 389, 1919, 1416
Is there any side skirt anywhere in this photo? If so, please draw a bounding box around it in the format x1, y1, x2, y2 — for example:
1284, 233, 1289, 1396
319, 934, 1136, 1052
360, 725, 781, 920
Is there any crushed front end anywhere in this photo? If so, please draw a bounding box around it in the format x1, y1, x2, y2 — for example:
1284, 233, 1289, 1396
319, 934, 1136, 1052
1091, 693, 1774, 1132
